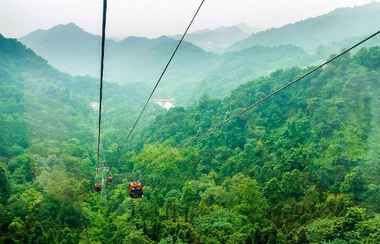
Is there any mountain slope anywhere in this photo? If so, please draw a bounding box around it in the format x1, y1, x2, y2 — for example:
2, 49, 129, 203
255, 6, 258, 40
133, 47, 380, 242
230, 2, 380, 52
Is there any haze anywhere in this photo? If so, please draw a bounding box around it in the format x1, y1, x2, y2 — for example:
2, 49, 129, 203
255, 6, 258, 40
1, 0, 378, 38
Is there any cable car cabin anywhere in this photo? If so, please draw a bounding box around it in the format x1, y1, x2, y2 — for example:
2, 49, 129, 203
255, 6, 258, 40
94, 182, 102, 193
107, 175, 113, 183
128, 181, 144, 198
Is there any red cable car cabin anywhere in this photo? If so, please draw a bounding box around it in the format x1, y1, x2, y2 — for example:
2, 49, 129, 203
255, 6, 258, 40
107, 175, 113, 183
94, 182, 102, 192
128, 181, 144, 198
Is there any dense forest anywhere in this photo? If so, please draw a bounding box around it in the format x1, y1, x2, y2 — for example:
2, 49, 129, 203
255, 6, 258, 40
1, 30, 380, 243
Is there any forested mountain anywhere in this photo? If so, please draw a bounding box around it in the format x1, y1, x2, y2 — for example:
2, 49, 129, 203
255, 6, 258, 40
1, 28, 379, 242
0, 34, 151, 158
230, 2, 380, 52
172, 25, 254, 53
132, 47, 380, 243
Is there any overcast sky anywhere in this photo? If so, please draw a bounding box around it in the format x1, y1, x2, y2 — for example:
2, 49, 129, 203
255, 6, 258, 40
0, 0, 378, 38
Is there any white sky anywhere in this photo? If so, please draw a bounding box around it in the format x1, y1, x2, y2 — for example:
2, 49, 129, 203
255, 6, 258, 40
0, 0, 378, 38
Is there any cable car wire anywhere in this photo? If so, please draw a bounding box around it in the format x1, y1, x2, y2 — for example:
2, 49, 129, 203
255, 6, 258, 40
96, 0, 108, 173
195, 29, 380, 142
126, 0, 207, 141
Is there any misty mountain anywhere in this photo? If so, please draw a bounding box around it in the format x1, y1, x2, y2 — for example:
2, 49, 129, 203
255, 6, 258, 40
230, 2, 380, 52
21, 23, 312, 104
172, 25, 256, 53
20, 23, 103, 78
20, 23, 219, 104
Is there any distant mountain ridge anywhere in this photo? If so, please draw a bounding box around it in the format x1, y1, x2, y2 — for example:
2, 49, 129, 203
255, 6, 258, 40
21, 23, 311, 104
21, 23, 215, 79
21, 23, 107, 77
230, 2, 380, 52
16, 2, 380, 105
172, 24, 259, 53
21, 23, 219, 104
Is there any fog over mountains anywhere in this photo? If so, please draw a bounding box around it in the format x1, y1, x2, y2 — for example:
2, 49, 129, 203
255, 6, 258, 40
21, 23, 219, 104
19, 23, 306, 104
19, 2, 380, 104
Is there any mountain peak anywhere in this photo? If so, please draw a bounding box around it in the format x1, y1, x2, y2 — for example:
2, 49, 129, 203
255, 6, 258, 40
64, 22, 81, 29
21, 22, 98, 45
50, 22, 84, 32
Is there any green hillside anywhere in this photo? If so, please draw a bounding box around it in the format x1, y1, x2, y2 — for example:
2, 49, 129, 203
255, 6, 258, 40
1, 31, 379, 242
230, 2, 380, 52
0, 33, 94, 156
133, 47, 380, 243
